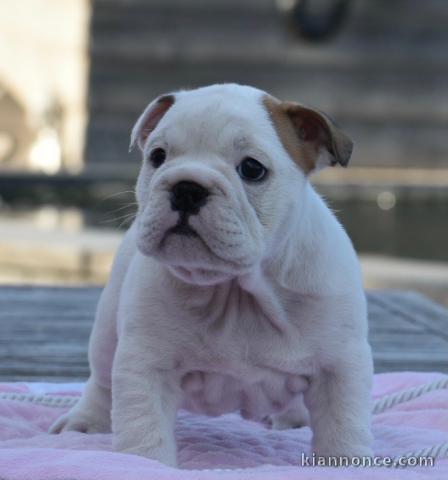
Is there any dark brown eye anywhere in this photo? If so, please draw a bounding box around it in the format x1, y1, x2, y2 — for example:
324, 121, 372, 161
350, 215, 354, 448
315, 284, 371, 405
149, 148, 166, 168
237, 157, 268, 182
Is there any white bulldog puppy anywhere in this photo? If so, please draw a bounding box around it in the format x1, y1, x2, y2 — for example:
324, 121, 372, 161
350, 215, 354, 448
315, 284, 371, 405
51, 84, 373, 466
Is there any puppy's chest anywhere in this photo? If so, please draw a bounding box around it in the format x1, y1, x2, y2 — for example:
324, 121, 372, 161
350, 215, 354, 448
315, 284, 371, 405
176, 285, 309, 419
179, 281, 308, 368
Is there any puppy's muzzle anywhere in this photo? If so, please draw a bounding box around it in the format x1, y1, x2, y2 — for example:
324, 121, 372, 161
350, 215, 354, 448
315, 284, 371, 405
170, 181, 209, 215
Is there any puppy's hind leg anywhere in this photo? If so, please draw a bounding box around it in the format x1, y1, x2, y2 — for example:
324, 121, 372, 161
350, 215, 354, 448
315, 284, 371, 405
267, 395, 310, 430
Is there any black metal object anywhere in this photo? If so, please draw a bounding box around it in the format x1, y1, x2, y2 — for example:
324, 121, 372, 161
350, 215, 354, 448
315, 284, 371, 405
285, 0, 352, 42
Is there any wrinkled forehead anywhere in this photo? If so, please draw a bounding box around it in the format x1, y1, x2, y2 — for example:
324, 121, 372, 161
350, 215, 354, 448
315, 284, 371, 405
154, 86, 278, 153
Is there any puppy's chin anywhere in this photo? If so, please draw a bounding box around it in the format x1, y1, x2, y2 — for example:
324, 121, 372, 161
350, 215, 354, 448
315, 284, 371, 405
137, 229, 245, 285
167, 265, 234, 286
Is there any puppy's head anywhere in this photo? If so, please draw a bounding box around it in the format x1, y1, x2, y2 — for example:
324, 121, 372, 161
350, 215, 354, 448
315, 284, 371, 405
131, 84, 352, 285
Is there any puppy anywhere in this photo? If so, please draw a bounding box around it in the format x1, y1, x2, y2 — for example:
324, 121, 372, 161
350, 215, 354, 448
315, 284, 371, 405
50, 84, 373, 466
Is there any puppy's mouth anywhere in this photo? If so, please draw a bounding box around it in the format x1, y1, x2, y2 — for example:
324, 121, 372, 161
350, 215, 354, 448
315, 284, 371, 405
166, 215, 198, 238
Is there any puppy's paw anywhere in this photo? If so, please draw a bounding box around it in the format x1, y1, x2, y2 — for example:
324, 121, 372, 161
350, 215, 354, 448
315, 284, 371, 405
266, 396, 310, 430
49, 407, 110, 434
267, 413, 308, 430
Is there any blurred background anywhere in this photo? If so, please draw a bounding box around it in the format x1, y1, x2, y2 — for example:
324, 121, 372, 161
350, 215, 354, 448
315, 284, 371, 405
0, 0, 447, 305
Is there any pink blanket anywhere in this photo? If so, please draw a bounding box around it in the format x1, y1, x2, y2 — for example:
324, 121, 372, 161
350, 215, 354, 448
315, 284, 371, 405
0, 372, 447, 479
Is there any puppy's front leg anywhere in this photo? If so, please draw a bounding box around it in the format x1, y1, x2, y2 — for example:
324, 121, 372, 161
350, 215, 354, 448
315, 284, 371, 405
305, 342, 373, 460
111, 336, 179, 467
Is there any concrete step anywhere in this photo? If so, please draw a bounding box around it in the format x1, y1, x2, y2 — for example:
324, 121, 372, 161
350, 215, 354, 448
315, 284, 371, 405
89, 0, 448, 62
88, 61, 448, 121
85, 118, 448, 169
86, 0, 448, 168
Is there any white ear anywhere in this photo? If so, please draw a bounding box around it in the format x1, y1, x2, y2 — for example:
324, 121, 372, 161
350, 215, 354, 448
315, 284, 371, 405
129, 94, 175, 151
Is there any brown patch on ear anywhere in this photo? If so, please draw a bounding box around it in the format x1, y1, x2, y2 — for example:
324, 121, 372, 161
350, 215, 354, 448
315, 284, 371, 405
263, 95, 353, 173
130, 94, 175, 151
263, 96, 315, 174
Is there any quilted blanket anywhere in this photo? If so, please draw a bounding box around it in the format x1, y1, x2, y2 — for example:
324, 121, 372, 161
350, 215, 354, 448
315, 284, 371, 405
0, 372, 447, 479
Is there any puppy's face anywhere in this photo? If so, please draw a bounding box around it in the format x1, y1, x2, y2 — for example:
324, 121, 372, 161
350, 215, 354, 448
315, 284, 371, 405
132, 84, 352, 285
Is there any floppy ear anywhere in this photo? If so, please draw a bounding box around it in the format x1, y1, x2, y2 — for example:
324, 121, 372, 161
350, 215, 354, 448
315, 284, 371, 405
284, 102, 353, 169
264, 96, 353, 174
130, 94, 175, 151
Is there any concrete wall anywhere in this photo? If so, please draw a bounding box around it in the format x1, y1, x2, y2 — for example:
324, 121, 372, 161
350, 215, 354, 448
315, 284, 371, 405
0, 0, 90, 173
85, 0, 448, 177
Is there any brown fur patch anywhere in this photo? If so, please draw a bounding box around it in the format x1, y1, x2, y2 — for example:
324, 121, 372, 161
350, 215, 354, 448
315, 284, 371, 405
263, 95, 316, 174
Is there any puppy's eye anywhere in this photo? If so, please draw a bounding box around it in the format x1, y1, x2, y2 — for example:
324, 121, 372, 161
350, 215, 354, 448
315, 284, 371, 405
237, 157, 268, 182
149, 148, 166, 168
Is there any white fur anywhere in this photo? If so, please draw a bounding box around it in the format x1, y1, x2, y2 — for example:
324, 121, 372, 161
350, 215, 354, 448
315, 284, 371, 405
50, 84, 373, 466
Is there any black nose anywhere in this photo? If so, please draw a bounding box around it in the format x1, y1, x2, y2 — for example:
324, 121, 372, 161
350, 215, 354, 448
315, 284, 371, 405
170, 181, 209, 215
